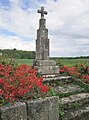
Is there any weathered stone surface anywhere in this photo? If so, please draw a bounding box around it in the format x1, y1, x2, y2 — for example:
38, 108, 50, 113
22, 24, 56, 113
35, 65, 59, 74
54, 84, 84, 95
33, 59, 59, 75
0, 102, 27, 120
34, 60, 56, 66
59, 93, 89, 110
27, 99, 49, 120
36, 7, 49, 60
58, 93, 89, 120
62, 104, 89, 120
43, 76, 72, 82
27, 96, 59, 120
47, 96, 59, 120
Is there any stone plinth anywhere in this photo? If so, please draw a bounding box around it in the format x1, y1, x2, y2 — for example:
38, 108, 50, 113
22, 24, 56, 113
27, 96, 59, 120
34, 60, 59, 75
34, 60, 56, 66
0, 102, 27, 120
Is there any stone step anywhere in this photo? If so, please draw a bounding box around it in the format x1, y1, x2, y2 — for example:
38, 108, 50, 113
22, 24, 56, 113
59, 93, 89, 120
54, 84, 85, 95
61, 104, 89, 120
43, 76, 73, 84
59, 93, 89, 110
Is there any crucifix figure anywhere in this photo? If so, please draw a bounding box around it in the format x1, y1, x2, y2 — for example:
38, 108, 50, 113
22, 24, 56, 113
37, 6, 48, 19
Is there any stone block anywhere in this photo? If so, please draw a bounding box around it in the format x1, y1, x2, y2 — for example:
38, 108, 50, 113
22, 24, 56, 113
46, 96, 59, 120
33, 60, 59, 75
36, 65, 59, 74
0, 102, 27, 120
27, 98, 49, 120
34, 60, 56, 66
27, 96, 59, 120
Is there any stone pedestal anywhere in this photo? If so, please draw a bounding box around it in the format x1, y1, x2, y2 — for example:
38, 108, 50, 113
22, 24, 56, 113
36, 18, 49, 60
34, 60, 59, 75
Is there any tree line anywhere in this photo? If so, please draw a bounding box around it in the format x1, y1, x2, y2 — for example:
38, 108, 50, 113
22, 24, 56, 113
0, 49, 36, 59
51, 56, 89, 59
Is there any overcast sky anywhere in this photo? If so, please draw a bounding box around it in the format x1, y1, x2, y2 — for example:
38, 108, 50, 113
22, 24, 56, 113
0, 0, 89, 57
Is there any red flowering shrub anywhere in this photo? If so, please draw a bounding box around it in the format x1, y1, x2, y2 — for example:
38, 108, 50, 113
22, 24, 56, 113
60, 66, 81, 77
60, 64, 89, 84
0, 64, 49, 103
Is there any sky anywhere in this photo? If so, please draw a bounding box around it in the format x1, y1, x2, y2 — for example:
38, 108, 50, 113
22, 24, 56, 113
0, 0, 89, 57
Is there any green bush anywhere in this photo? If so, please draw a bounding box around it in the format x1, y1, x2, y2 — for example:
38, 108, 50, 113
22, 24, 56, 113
0, 55, 18, 68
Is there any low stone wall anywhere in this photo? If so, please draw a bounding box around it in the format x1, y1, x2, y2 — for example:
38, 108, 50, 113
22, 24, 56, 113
0, 96, 59, 120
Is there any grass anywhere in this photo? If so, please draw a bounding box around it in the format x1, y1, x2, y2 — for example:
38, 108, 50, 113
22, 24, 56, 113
16, 59, 34, 65
16, 58, 89, 67
56, 58, 89, 66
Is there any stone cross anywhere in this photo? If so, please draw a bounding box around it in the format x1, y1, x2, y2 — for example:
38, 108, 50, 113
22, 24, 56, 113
34, 7, 59, 75
37, 6, 47, 19
36, 6, 49, 60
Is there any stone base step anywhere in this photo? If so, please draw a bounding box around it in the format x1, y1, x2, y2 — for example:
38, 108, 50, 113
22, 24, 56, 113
54, 84, 85, 95
62, 104, 89, 120
43, 76, 73, 84
59, 93, 89, 120
59, 93, 89, 110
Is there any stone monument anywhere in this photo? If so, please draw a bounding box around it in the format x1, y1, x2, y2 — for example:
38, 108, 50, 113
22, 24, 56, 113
34, 6, 59, 75
36, 6, 49, 60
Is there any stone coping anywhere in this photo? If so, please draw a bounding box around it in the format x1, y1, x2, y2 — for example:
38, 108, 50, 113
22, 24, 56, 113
62, 103, 89, 120
0, 96, 59, 120
59, 93, 89, 107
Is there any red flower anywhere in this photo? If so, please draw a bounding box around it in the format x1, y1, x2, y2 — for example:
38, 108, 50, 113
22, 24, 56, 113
0, 78, 3, 84
0, 89, 3, 95
40, 86, 49, 93
27, 85, 32, 89
0, 64, 49, 102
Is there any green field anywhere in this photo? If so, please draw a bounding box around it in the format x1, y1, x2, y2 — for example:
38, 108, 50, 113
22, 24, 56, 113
16, 58, 89, 66
16, 59, 33, 65
57, 58, 89, 66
